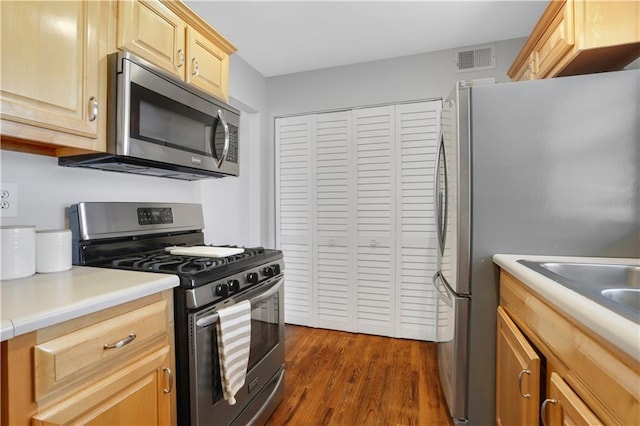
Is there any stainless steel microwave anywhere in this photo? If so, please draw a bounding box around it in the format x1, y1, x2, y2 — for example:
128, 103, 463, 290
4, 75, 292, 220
60, 52, 239, 180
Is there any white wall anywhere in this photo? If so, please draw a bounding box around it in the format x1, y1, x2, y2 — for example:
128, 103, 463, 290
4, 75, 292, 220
263, 37, 528, 246
199, 54, 269, 246
0, 150, 199, 230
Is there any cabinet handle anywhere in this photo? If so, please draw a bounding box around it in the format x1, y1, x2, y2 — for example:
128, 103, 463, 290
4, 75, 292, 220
103, 333, 136, 349
517, 369, 531, 398
192, 58, 199, 76
177, 49, 185, 68
370, 239, 378, 247
540, 398, 557, 426
163, 367, 174, 394
88, 96, 98, 122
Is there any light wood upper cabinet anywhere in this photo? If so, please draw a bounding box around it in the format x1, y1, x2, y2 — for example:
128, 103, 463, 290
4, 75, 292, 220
186, 26, 229, 101
496, 306, 540, 426
117, 0, 236, 102
1, 291, 176, 426
0, 1, 108, 156
509, 0, 640, 81
117, 0, 187, 80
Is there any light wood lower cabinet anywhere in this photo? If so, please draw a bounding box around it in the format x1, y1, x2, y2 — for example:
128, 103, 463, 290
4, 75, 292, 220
496, 306, 540, 426
497, 270, 639, 426
1, 291, 176, 426
546, 372, 603, 426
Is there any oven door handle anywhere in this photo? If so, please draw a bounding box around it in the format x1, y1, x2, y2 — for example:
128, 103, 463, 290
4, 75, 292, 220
195, 277, 284, 328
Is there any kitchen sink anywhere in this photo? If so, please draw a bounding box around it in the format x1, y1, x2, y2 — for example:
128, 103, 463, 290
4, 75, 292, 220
601, 288, 640, 311
518, 260, 640, 323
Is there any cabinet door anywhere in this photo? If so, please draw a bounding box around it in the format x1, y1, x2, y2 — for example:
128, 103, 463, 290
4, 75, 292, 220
353, 106, 395, 337
545, 372, 603, 426
275, 115, 316, 327
496, 307, 541, 426
117, 0, 186, 80
314, 111, 354, 332
1, 1, 103, 140
394, 101, 441, 340
32, 345, 173, 426
186, 27, 229, 101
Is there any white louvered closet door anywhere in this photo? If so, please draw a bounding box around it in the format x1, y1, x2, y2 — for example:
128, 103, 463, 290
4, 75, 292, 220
352, 106, 395, 337
314, 111, 354, 331
275, 116, 315, 326
394, 101, 441, 340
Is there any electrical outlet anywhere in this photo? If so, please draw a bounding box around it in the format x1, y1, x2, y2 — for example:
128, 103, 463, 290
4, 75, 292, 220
0, 182, 18, 218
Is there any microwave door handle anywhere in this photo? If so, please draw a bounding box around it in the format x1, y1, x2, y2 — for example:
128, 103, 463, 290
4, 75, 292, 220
216, 109, 230, 168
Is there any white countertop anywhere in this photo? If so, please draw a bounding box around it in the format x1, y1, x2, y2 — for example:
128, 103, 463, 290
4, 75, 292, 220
493, 254, 640, 361
0, 266, 179, 341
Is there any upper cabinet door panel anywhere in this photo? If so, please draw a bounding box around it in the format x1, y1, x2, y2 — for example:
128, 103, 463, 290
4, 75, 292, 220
0, 1, 101, 138
186, 27, 229, 101
117, 0, 186, 80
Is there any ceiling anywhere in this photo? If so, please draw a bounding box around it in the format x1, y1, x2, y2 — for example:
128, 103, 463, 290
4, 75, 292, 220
185, 1, 548, 77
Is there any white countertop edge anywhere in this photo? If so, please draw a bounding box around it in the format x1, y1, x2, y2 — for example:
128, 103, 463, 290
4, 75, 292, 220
493, 254, 640, 361
1, 319, 15, 341
3, 275, 178, 341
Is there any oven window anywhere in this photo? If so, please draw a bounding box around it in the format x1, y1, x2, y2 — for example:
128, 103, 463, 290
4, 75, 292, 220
210, 288, 281, 403
129, 82, 215, 155
248, 291, 280, 371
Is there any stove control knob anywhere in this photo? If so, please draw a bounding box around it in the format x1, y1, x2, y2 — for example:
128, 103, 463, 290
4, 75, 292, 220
228, 279, 240, 293
215, 283, 229, 298
247, 272, 259, 284
262, 266, 274, 277
271, 264, 281, 275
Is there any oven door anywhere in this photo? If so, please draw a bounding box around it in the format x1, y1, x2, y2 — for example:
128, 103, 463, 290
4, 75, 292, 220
189, 276, 285, 426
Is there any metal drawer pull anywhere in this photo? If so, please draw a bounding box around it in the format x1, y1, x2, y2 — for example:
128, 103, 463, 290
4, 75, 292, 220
192, 58, 199, 76
103, 333, 136, 349
163, 367, 174, 394
177, 49, 185, 67
540, 398, 557, 426
517, 369, 531, 398
88, 96, 98, 121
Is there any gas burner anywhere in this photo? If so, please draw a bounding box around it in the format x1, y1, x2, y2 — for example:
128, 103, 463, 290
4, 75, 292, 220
176, 257, 227, 274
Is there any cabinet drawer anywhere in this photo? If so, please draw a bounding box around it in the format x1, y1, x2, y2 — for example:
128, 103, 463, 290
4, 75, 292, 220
34, 300, 168, 400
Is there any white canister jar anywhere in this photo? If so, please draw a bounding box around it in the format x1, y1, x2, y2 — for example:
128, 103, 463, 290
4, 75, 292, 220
36, 229, 72, 273
1, 225, 36, 280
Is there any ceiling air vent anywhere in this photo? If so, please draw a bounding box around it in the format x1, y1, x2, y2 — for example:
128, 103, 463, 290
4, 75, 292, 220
455, 45, 496, 73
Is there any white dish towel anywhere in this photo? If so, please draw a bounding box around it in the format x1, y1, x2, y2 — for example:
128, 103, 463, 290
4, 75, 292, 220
216, 300, 252, 405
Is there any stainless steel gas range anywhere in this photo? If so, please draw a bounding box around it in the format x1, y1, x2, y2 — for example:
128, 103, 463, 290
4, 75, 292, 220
70, 202, 285, 426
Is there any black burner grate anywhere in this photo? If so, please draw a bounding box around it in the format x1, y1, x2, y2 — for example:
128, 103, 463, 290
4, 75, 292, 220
108, 246, 267, 276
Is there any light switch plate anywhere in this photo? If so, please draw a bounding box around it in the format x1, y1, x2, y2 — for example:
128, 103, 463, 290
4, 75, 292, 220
0, 182, 18, 218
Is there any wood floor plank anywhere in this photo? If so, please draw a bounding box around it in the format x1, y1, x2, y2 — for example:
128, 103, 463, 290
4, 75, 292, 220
265, 325, 453, 426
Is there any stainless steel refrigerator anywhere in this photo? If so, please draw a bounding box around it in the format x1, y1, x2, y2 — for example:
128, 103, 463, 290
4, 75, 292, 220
432, 69, 640, 426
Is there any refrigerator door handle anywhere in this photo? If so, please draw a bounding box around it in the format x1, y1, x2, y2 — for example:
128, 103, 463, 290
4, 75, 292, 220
434, 132, 449, 255
432, 271, 453, 307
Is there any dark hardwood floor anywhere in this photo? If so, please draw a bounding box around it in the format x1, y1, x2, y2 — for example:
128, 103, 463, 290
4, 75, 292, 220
265, 325, 453, 426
